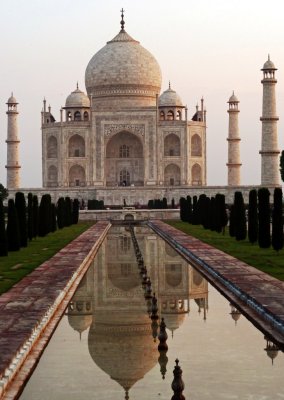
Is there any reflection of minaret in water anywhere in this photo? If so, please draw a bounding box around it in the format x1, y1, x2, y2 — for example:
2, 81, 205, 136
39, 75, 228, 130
264, 337, 279, 365
229, 304, 242, 325
67, 267, 94, 339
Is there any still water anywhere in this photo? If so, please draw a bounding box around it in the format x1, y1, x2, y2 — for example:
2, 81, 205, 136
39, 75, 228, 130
21, 226, 284, 399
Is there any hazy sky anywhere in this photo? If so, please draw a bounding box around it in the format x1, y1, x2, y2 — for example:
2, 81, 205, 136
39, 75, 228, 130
1, 0, 284, 187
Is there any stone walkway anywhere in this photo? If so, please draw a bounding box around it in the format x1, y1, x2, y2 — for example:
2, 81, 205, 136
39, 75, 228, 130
149, 220, 284, 348
0, 221, 110, 399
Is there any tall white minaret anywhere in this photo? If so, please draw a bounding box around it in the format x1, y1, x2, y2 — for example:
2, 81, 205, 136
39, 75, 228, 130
260, 56, 280, 186
227, 92, 241, 186
6, 94, 21, 189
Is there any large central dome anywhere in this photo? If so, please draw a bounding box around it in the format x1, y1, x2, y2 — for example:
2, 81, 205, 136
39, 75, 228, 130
85, 22, 162, 108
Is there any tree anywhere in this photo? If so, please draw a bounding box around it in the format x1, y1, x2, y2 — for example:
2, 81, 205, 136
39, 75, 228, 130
32, 195, 39, 238
179, 197, 186, 222
209, 197, 216, 231
65, 197, 72, 226
272, 188, 283, 252
215, 193, 228, 234
57, 197, 66, 229
192, 196, 198, 225
234, 191, 246, 241
280, 150, 284, 182
248, 189, 258, 244
72, 199, 80, 224
0, 199, 8, 256
51, 203, 57, 232
162, 197, 167, 209
229, 205, 235, 237
0, 184, 8, 201
15, 191, 27, 247
27, 193, 34, 241
6, 199, 20, 251
186, 195, 192, 223
38, 194, 52, 237
258, 188, 271, 248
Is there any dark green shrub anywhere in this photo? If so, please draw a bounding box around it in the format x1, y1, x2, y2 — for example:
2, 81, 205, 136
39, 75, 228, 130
15, 191, 27, 247
248, 189, 258, 244
234, 191, 246, 241
272, 188, 283, 252
27, 193, 33, 241
0, 199, 8, 256
6, 199, 20, 251
32, 195, 39, 238
258, 188, 271, 248
72, 199, 80, 224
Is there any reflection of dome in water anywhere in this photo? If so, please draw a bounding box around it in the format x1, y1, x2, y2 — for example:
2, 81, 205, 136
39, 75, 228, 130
68, 314, 93, 335
108, 263, 140, 291
88, 317, 157, 392
161, 313, 185, 335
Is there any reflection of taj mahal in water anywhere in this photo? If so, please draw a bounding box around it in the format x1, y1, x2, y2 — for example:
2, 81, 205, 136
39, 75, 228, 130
67, 226, 208, 397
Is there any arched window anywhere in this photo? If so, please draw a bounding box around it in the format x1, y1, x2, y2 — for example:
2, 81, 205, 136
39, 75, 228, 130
69, 164, 86, 187
192, 163, 202, 185
120, 169, 130, 186
164, 164, 181, 186
68, 134, 85, 157
47, 165, 58, 185
47, 136, 57, 158
160, 111, 165, 121
167, 110, 174, 120
67, 111, 72, 121
74, 111, 81, 121
83, 111, 89, 121
177, 110, 182, 120
119, 144, 130, 158
164, 134, 180, 156
191, 134, 202, 156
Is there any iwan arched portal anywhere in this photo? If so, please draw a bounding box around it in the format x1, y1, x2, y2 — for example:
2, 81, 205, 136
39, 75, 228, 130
105, 131, 144, 186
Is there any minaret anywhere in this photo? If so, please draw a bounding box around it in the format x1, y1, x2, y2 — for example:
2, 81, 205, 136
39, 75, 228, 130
260, 56, 280, 186
227, 91, 241, 186
6, 94, 21, 189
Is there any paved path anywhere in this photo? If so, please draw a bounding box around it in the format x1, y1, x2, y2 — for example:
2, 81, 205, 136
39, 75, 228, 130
149, 220, 284, 348
0, 221, 110, 399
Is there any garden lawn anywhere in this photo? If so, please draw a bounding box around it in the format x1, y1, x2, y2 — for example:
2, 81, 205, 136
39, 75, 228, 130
167, 221, 284, 281
0, 222, 93, 295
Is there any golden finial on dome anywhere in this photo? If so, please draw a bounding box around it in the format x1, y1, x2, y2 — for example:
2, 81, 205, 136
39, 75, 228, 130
120, 8, 125, 31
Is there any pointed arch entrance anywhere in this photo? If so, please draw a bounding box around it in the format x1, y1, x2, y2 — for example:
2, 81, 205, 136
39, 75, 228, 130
105, 131, 144, 186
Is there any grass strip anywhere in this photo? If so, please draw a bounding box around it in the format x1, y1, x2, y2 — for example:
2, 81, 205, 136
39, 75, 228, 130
167, 221, 284, 281
0, 222, 93, 295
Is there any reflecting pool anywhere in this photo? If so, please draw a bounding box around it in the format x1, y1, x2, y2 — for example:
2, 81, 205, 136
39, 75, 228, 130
20, 226, 284, 399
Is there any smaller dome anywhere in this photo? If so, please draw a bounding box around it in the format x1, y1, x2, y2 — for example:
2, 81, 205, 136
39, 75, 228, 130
65, 85, 90, 108
228, 91, 239, 103
159, 84, 183, 107
7, 93, 17, 104
262, 55, 277, 71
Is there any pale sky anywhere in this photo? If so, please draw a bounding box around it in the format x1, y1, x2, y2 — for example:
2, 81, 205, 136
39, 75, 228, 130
1, 0, 284, 187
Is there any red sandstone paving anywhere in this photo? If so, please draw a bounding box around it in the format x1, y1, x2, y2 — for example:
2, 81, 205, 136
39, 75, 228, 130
152, 220, 284, 329
0, 221, 109, 381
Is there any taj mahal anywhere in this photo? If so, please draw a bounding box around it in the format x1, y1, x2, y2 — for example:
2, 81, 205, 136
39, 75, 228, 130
4, 11, 280, 205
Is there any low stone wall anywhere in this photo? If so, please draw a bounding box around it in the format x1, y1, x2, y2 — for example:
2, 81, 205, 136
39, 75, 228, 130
79, 208, 180, 221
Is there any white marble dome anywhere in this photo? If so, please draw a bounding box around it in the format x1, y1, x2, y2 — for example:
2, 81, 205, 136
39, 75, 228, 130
85, 28, 162, 100
228, 91, 239, 103
262, 56, 276, 70
159, 86, 183, 107
65, 86, 90, 108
